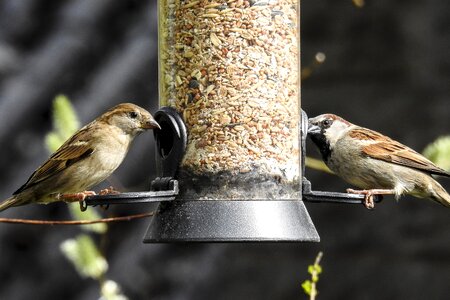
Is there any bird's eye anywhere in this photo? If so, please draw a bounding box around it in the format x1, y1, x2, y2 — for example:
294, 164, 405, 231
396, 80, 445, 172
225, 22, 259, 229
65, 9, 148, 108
129, 111, 138, 119
322, 119, 332, 127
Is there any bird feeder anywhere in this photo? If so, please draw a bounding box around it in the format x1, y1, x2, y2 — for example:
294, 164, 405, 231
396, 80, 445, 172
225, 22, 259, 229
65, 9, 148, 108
84, 0, 381, 242
149, 0, 317, 242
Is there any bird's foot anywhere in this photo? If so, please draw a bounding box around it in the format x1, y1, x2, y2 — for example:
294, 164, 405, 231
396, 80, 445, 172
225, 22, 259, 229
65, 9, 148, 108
58, 191, 97, 212
346, 188, 395, 209
346, 189, 376, 209
97, 186, 120, 210
99, 186, 120, 196
58, 191, 97, 202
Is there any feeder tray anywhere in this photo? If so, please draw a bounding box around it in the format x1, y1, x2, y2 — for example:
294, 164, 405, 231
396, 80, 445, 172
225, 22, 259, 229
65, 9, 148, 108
84, 108, 381, 243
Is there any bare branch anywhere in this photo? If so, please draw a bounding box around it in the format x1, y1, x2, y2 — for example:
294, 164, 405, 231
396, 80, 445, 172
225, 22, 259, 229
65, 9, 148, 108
0, 211, 155, 225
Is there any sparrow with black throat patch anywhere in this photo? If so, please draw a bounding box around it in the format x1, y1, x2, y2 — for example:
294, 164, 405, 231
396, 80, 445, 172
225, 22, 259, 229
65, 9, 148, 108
0, 103, 160, 212
308, 114, 450, 209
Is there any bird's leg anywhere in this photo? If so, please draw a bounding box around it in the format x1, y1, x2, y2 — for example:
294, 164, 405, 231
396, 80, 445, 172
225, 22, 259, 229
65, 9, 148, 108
99, 186, 120, 195
57, 191, 97, 212
346, 188, 396, 209
58, 191, 97, 202
57, 187, 119, 212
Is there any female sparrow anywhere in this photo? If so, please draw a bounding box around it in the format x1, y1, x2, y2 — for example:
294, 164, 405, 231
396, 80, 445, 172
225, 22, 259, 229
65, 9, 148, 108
308, 114, 450, 209
0, 103, 160, 212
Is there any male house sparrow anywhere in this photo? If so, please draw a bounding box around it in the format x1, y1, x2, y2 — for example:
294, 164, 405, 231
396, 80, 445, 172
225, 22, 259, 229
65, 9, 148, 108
0, 103, 160, 212
308, 114, 450, 209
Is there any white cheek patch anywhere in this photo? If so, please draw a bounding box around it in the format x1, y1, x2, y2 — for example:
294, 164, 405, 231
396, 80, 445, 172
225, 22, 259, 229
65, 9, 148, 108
325, 122, 350, 146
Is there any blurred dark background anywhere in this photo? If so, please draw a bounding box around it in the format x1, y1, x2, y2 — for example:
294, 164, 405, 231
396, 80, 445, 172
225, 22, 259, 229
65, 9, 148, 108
0, 0, 449, 299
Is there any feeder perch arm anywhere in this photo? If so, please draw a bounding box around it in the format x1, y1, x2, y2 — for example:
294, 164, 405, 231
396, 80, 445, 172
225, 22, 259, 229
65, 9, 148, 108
84, 178, 179, 206
302, 177, 382, 204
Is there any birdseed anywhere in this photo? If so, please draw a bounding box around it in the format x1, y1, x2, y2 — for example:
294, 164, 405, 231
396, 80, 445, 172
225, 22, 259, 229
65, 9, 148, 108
159, 0, 300, 199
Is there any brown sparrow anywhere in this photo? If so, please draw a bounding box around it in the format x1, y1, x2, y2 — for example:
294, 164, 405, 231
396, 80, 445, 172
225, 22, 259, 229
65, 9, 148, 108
308, 114, 450, 209
0, 103, 160, 212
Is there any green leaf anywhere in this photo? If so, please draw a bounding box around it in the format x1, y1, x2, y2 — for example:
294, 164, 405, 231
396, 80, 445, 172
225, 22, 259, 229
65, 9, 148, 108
423, 135, 450, 171
301, 280, 312, 295
316, 265, 322, 274
45, 95, 80, 152
52, 94, 80, 140
308, 264, 322, 274
60, 234, 108, 279
44, 132, 65, 153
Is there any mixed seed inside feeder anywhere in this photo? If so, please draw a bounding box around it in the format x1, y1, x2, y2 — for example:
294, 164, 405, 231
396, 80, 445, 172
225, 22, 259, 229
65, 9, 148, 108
159, 0, 300, 199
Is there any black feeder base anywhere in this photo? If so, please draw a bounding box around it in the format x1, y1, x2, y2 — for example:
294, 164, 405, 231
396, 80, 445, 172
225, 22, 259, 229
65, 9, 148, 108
143, 200, 320, 243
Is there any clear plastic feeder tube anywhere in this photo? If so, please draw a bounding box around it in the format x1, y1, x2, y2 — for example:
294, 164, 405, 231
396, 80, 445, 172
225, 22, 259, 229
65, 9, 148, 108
159, 0, 301, 200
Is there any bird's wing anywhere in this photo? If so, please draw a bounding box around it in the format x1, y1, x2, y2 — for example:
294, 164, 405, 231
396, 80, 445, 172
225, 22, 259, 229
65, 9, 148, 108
13, 127, 94, 194
349, 127, 450, 177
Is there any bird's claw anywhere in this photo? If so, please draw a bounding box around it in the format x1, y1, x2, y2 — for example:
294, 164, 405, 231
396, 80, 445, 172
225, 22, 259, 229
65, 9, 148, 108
346, 188, 376, 209
98, 186, 119, 210
99, 186, 120, 195
58, 191, 97, 212
79, 201, 88, 212
59, 187, 119, 211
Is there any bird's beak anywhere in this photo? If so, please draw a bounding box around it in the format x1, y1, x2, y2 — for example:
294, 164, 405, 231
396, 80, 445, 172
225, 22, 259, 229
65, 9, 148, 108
307, 120, 321, 135
142, 118, 161, 130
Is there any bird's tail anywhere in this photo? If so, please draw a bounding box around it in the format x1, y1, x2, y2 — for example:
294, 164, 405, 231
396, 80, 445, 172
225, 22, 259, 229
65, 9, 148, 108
429, 180, 450, 208
0, 196, 22, 212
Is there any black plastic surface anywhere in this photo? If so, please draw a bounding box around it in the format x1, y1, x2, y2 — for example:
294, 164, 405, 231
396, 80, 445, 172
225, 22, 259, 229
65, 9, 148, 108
84, 179, 178, 206
302, 178, 382, 204
153, 107, 187, 178
144, 200, 320, 242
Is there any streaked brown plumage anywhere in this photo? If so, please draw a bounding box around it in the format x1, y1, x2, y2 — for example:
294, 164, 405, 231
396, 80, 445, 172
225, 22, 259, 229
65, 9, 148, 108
0, 103, 160, 212
308, 113, 450, 209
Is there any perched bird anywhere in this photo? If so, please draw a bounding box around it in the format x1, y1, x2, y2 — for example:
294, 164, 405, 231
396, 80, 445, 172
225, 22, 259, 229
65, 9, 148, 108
0, 103, 160, 212
308, 113, 450, 209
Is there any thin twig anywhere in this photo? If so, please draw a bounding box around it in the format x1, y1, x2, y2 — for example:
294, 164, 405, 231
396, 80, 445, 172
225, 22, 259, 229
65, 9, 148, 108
0, 211, 155, 225
314, 251, 323, 266
310, 251, 323, 300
